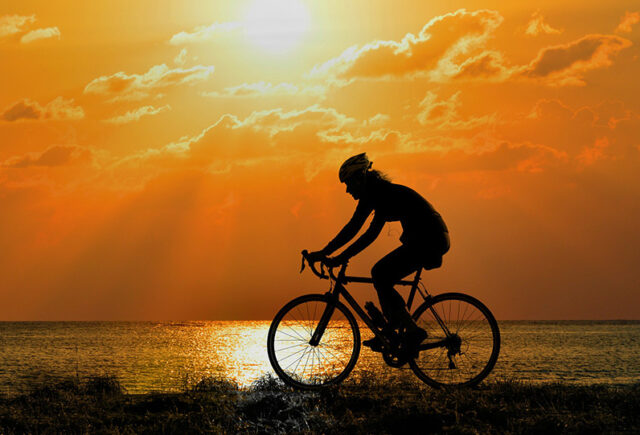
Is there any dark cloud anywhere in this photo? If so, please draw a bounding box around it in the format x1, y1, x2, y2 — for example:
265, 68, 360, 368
520, 34, 632, 85
1, 98, 84, 122
454, 51, 512, 80
3, 145, 92, 168
2, 100, 41, 121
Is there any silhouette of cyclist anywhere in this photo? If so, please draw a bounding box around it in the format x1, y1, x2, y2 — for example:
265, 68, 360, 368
307, 152, 450, 353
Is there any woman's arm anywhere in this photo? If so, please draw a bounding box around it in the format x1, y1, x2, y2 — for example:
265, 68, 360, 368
337, 214, 385, 260
321, 201, 373, 256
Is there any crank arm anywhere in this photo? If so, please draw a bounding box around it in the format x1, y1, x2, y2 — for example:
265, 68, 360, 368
418, 339, 449, 351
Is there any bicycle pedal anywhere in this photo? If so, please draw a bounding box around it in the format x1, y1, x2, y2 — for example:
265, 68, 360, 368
363, 337, 384, 352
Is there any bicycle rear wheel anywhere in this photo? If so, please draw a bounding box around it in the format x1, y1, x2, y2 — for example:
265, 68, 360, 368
267, 294, 361, 389
409, 292, 500, 388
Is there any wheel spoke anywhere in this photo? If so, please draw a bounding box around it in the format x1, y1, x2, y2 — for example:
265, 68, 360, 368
288, 346, 310, 373
276, 328, 307, 342
283, 314, 309, 341
275, 342, 307, 352
281, 346, 311, 365
318, 343, 348, 366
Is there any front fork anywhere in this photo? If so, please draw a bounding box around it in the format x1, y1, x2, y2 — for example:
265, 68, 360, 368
309, 293, 337, 346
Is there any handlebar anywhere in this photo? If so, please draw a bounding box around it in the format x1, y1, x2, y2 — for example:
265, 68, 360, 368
301, 250, 347, 282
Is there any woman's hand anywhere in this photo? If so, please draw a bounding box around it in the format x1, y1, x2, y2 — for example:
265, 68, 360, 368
305, 250, 327, 264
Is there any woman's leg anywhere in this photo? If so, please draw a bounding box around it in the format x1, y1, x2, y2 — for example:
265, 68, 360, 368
371, 245, 423, 328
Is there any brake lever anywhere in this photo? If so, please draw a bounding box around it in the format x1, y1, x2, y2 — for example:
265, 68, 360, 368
300, 249, 330, 279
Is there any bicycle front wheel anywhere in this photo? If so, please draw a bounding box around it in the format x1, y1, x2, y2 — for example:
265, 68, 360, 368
267, 294, 361, 389
409, 292, 500, 388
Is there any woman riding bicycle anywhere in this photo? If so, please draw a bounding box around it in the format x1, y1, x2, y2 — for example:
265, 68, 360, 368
307, 152, 450, 353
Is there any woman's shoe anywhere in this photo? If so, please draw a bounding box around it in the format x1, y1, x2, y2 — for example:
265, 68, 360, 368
401, 327, 428, 359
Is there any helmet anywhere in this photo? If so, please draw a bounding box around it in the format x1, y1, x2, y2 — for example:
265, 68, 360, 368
339, 152, 372, 182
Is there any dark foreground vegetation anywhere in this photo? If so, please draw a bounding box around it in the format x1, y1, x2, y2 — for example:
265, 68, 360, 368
1, 373, 638, 434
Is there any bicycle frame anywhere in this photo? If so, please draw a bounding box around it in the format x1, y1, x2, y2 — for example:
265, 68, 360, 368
307, 261, 453, 352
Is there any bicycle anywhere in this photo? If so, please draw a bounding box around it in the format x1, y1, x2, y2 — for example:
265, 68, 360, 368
267, 250, 500, 390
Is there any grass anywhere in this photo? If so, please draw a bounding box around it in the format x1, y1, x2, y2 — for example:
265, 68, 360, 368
1, 373, 638, 434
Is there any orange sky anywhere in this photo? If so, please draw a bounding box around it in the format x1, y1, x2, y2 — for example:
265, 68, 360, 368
1, 1, 639, 320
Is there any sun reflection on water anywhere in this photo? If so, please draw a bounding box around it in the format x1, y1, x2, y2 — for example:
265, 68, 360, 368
206, 321, 272, 387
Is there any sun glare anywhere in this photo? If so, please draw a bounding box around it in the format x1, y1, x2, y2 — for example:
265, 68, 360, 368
244, 0, 310, 54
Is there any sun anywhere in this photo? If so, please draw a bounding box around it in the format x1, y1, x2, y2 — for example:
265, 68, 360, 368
243, 0, 310, 54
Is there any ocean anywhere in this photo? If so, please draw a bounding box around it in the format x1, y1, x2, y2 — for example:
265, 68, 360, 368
1, 321, 638, 395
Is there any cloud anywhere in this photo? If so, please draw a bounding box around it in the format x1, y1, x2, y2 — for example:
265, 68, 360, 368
308, 9, 503, 82
169, 22, 241, 45
44, 97, 85, 120
525, 98, 578, 122
174, 48, 187, 66
512, 143, 569, 173
2, 145, 92, 168
308, 12, 630, 87
0, 14, 35, 38
104, 105, 171, 124
202, 81, 326, 98
498, 98, 640, 168
84, 64, 214, 99
453, 50, 513, 81
380, 134, 570, 177
524, 11, 562, 36
2, 100, 40, 121
590, 100, 636, 129
417, 91, 495, 129
364, 114, 390, 127
182, 105, 352, 165
520, 34, 632, 86
109, 97, 599, 183
112, 105, 395, 180
404, 95, 639, 176
104, 91, 154, 103
1, 15, 61, 45
20, 26, 60, 43
577, 137, 611, 167
240, 105, 353, 135
1, 97, 84, 122
85, 90, 639, 191
615, 11, 640, 33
